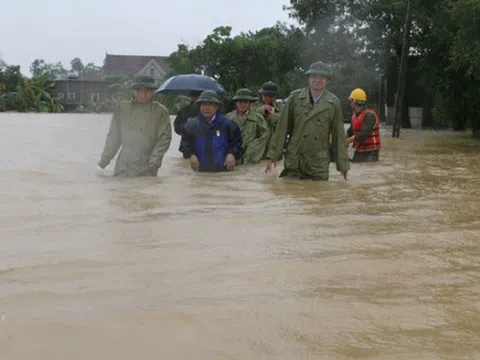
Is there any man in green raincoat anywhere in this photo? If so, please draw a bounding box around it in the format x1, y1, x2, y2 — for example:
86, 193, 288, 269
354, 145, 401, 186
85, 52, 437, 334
98, 75, 172, 177
264, 61, 350, 181
252, 81, 284, 155
226, 88, 270, 164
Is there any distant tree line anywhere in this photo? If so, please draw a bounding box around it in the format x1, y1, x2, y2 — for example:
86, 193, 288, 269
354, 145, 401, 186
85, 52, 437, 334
0, 57, 102, 113
1, 0, 479, 138
166, 0, 480, 138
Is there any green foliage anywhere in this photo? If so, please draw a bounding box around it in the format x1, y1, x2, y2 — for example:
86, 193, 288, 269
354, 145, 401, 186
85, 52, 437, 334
166, 23, 306, 98
29, 59, 68, 80
70, 57, 84, 74
0, 66, 63, 113
1, 2, 479, 138
286, 0, 480, 137
165, 18, 379, 119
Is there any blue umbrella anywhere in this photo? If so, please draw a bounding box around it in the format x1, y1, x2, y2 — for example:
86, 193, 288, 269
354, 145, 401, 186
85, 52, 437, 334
155, 74, 228, 96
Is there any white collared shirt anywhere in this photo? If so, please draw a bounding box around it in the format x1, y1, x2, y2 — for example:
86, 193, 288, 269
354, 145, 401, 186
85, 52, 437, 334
310, 89, 325, 105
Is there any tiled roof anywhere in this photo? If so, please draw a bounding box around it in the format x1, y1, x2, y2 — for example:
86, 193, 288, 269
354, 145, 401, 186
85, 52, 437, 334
103, 54, 170, 77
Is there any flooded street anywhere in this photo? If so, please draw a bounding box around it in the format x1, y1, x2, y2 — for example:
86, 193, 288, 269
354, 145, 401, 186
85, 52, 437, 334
1, 113, 479, 359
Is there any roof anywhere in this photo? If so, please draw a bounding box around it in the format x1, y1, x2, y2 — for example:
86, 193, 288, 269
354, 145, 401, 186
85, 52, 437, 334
53, 78, 108, 84
76, 73, 105, 81
103, 54, 170, 77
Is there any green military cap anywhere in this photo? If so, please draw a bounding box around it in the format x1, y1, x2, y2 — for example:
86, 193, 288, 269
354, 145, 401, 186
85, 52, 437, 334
304, 61, 332, 77
258, 81, 279, 96
232, 88, 257, 101
131, 75, 157, 90
196, 90, 222, 104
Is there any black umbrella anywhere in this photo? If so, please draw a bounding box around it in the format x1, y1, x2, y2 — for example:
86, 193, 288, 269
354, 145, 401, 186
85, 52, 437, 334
155, 74, 228, 96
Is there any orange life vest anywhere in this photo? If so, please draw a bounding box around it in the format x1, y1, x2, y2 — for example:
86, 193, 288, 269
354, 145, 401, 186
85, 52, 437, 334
351, 109, 381, 152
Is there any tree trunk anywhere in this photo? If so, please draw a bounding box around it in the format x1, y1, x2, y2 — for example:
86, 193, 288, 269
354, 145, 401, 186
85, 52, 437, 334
392, 0, 413, 138
422, 91, 435, 128
377, 75, 386, 123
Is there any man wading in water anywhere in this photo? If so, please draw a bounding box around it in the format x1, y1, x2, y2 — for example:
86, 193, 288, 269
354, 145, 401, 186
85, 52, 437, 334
98, 75, 172, 177
226, 88, 270, 165
180, 90, 243, 172
345, 88, 382, 162
252, 81, 283, 158
264, 61, 350, 181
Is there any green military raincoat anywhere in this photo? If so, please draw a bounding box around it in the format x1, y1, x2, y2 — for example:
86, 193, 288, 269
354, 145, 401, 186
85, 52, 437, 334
252, 101, 283, 133
99, 99, 172, 177
252, 101, 284, 155
225, 109, 270, 164
266, 88, 350, 180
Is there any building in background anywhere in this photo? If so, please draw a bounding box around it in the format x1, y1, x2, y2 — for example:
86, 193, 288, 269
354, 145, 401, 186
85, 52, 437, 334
54, 54, 170, 111
103, 54, 169, 81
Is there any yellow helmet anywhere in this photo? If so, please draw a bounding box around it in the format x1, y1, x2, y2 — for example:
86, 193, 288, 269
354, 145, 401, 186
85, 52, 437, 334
349, 88, 367, 102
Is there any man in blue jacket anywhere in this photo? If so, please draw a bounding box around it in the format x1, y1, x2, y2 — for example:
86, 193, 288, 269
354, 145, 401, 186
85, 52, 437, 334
180, 90, 243, 172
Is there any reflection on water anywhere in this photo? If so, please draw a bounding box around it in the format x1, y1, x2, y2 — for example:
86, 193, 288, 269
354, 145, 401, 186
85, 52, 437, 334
0, 113, 479, 359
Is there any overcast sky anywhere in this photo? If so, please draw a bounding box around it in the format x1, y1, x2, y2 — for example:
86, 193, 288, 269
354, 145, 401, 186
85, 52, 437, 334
0, 0, 297, 76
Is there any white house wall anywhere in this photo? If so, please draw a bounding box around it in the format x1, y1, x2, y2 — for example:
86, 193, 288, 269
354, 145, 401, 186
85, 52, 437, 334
138, 59, 167, 80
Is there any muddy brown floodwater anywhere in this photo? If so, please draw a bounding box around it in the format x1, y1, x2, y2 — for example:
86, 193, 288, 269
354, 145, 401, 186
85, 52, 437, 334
1, 113, 479, 360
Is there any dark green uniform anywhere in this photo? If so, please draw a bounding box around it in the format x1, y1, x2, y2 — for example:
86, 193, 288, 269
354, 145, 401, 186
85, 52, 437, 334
174, 102, 199, 136
226, 110, 270, 164
252, 81, 284, 157
266, 87, 350, 180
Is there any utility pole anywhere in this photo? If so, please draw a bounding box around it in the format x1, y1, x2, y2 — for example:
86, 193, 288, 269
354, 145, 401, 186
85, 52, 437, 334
378, 74, 386, 123
392, 0, 413, 138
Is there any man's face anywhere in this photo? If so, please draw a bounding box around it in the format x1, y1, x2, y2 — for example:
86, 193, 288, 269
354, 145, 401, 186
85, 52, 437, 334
308, 75, 328, 92
350, 100, 363, 112
134, 88, 154, 103
235, 100, 250, 113
261, 94, 274, 105
200, 102, 219, 119
349, 99, 356, 110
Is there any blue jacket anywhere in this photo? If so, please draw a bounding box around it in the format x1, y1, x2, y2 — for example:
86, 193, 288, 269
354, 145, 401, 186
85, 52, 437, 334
180, 112, 243, 172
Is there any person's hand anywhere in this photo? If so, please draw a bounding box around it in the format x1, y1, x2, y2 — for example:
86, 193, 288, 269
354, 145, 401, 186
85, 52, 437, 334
265, 160, 276, 174
346, 136, 355, 145
224, 153, 236, 171
264, 104, 274, 114
264, 105, 275, 120
341, 171, 348, 180
189, 155, 199, 171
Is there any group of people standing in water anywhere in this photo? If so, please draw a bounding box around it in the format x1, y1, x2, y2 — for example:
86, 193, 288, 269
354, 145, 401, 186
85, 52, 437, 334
98, 61, 382, 181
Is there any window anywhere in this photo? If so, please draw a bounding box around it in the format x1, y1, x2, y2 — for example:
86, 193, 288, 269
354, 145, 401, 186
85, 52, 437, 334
67, 92, 76, 100
91, 93, 100, 103
57, 92, 64, 99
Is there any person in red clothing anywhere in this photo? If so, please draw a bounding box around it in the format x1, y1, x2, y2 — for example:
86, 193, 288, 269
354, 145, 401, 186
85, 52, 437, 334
345, 88, 382, 163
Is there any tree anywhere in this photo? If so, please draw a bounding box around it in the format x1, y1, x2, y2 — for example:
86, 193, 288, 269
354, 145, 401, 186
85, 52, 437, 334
30, 59, 48, 78
30, 59, 68, 80
70, 57, 84, 74
286, 0, 480, 138
82, 62, 103, 77
166, 23, 307, 97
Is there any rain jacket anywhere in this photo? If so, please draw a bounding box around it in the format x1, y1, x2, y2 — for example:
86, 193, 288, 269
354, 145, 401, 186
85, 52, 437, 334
225, 109, 270, 164
174, 102, 199, 136
180, 111, 243, 172
174, 102, 200, 158
252, 101, 283, 155
99, 99, 172, 177
266, 88, 350, 180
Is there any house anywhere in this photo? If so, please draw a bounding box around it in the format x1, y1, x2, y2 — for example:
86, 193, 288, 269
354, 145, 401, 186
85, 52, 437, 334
54, 54, 170, 110
103, 54, 170, 81
54, 73, 111, 111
